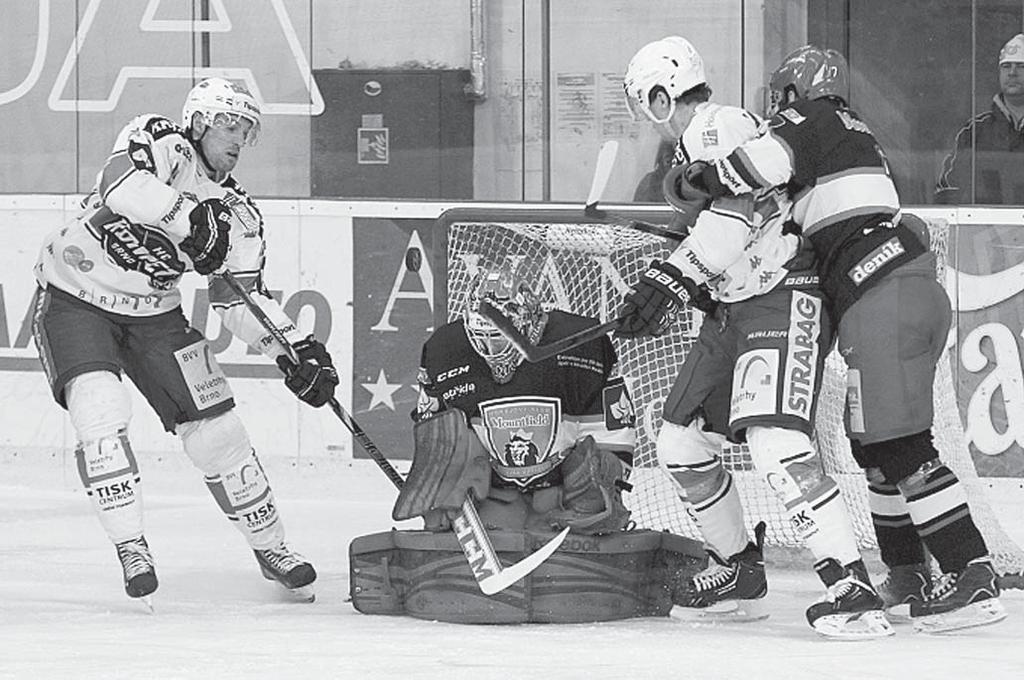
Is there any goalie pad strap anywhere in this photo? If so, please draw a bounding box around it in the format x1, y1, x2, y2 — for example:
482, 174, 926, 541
392, 409, 490, 521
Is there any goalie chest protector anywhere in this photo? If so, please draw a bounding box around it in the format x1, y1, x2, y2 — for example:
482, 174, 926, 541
349, 528, 704, 623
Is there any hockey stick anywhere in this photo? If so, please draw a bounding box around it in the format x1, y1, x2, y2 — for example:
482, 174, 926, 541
478, 299, 626, 363
583, 140, 619, 217
218, 271, 568, 595
581, 139, 686, 243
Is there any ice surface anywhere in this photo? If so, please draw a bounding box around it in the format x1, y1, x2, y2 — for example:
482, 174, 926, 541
2, 456, 1022, 680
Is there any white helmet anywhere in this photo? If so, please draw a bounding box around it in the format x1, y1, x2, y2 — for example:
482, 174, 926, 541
623, 36, 706, 124
182, 77, 261, 146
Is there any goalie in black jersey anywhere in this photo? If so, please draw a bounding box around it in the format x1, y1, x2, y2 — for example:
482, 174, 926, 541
399, 262, 636, 537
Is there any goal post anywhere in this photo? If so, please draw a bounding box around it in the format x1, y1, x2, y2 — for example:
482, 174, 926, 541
433, 206, 1024, 582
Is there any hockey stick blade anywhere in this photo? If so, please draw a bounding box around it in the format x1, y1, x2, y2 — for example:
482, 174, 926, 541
584, 140, 619, 214
220, 271, 567, 595
479, 526, 570, 595
479, 300, 624, 363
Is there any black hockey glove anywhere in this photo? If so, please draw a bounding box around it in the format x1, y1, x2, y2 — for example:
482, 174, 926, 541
616, 261, 698, 339
276, 335, 339, 408
179, 198, 232, 275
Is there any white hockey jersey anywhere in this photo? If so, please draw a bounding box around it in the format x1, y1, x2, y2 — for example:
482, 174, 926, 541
34, 114, 303, 359
664, 102, 800, 302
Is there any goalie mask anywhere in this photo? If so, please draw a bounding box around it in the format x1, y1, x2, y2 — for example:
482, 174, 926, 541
623, 36, 706, 125
182, 78, 262, 146
766, 45, 849, 117
464, 264, 548, 384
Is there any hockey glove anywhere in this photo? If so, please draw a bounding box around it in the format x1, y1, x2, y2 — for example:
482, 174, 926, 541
276, 335, 339, 408
616, 261, 698, 339
179, 198, 233, 275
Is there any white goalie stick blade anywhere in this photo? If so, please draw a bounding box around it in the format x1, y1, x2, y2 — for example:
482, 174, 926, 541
584, 140, 619, 216
478, 300, 624, 363
453, 498, 571, 595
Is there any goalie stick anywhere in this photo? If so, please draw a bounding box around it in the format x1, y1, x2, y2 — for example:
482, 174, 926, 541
218, 271, 569, 595
479, 299, 626, 364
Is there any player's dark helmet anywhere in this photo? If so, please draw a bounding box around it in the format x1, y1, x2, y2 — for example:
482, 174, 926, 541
464, 263, 547, 384
766, 45, 849, 117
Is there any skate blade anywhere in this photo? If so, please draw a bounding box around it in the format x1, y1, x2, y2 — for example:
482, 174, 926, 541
912, 598, 1007, 634
277, 583, 315, 603
135, 595, 155, 614
671, 598, 769, 623
812, 609, 894, 640
883, 602, 913, 624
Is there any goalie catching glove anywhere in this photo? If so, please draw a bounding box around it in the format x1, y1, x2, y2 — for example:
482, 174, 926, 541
276, 335, 339, 407
179, 198, 233, 275
616, 260, 700, 339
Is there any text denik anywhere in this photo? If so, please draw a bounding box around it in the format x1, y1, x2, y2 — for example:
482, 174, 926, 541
849, 238, 904, 285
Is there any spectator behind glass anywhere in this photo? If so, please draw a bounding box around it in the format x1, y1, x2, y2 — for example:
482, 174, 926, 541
632, 139, 676, 202
936, 33, 1024, 204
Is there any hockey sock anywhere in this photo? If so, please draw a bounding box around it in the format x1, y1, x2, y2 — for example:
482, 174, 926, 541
67, 371, 143, 543
867, 475, 927, 567
179, 411, 285, 550
659, 421, 748, 559
898, 460, 988, 573
747, 427, 861, 567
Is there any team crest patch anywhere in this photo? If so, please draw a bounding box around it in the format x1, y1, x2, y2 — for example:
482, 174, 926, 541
479, 396, 562, 487
602, 377, 635, 430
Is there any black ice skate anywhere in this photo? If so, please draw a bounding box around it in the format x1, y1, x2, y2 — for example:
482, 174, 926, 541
115, 536, 157, 610
909, 557, 1006, 633
254, 543, 317, 602
876, 562, 932, 620
806, 558, 893, 639
671, 521, 768, 622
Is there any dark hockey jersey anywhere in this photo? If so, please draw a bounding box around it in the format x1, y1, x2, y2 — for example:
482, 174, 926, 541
703, 99, 927, 318
415, 310, 636, 490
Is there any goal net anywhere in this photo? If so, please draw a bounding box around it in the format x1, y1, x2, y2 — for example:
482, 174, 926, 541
437, 207, 1024, 580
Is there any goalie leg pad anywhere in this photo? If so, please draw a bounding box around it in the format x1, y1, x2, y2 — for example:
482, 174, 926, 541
68, 371, 143, 543
393, 409, 491, 522
544, 436, 631, 535
349, 528, 705, 623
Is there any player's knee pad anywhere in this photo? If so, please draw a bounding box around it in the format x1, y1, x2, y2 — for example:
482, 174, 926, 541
657, 419, 725, 474
66, 370, 131, 442
861, 430, 938, 485
746, 426, 828, 505
177, 410, 253, 475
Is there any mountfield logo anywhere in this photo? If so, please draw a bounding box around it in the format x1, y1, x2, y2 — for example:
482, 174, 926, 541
848, 238, 904, 285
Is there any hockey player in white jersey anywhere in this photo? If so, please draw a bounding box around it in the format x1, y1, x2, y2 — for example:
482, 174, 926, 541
618, 37, 890, 638
31, 78, 338, 604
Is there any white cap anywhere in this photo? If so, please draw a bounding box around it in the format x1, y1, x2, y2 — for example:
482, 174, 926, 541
999, 33, 1024, 64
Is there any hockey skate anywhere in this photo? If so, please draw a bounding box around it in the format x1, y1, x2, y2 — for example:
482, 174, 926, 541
115, 536, 157, 611
876, 563, 932, 621
806, 558, 893, 639
671, 522, 768, 623
254, 543, 317, 602
909, 558, 1006, 633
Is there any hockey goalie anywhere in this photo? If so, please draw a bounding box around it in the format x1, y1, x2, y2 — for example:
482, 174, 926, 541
349, 263, 704, 623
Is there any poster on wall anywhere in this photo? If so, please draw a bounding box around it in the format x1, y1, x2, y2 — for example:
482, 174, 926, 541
350, 217, 437, 460
951, 223, 1024, 477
